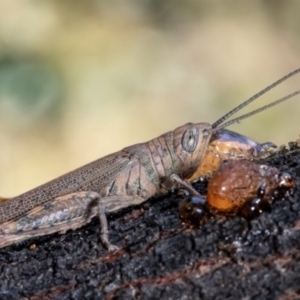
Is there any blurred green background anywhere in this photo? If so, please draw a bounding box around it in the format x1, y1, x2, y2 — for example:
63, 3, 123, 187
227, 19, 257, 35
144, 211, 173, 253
0, 0, 299, 196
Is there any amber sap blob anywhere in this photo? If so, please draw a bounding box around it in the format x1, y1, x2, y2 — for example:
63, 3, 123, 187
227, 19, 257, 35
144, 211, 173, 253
206, 159, 294, 219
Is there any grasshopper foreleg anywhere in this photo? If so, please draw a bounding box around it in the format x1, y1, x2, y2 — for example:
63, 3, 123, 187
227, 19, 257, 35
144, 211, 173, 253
169, 174, 201, 197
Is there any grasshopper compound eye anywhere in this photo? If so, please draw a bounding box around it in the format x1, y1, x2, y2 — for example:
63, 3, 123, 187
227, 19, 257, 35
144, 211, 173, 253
206, 159, 294, 219
181, 127, 199, 153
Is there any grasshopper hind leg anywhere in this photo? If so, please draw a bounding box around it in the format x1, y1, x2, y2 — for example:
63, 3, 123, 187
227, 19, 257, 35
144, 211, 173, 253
0, 192, 123, 251
0, 192, 146, 251
0, 192, 100, 249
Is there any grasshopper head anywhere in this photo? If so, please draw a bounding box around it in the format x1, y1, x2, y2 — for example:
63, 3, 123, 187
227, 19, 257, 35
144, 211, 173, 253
173, 122, 212, 178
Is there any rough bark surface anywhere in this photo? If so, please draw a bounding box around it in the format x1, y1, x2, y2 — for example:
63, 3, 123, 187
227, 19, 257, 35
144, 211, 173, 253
0, 142, 300, 300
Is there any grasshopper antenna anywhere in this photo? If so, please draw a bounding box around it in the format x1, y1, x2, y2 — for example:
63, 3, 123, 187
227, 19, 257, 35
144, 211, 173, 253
214, 89, 300, 131
212, 68, 300, 129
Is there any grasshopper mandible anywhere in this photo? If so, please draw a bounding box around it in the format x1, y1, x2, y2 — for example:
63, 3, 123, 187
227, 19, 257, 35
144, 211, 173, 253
0, 69, 299, 251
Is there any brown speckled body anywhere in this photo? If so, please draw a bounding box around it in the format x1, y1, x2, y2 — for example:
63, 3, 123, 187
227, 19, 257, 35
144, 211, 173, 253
0, 122, 211, 249
0, 124, 210, 223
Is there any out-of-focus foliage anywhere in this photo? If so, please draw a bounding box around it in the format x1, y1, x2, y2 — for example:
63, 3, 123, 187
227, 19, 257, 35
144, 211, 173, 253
0, 60, 61, 124
0, 0, 299, 195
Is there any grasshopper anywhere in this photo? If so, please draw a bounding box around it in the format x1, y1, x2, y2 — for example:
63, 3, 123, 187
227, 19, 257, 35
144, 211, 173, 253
0, 69, 299, 251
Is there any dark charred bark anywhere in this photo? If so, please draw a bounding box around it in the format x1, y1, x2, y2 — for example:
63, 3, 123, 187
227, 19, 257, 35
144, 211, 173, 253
0, 142, 300, 300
